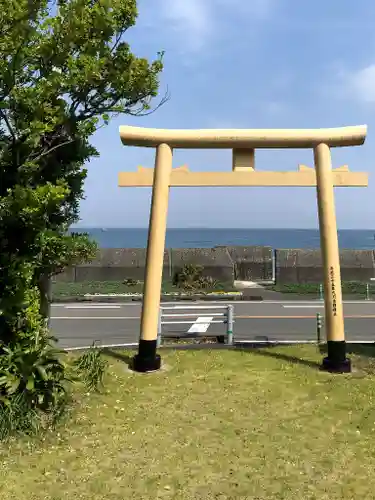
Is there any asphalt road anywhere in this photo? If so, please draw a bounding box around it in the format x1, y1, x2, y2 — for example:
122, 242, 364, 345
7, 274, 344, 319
51, 300, 375, 349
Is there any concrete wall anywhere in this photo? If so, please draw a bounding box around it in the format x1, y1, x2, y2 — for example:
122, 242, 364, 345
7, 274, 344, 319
55, 247, 236, 284
275, 249, 375, 284
75, 248, 170, 282
224, 245, 273, 281
170, 247, 234, 283
54, 246, 375, 285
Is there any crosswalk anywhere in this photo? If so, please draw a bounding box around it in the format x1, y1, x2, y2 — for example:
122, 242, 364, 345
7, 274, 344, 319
187, 316, 214, 333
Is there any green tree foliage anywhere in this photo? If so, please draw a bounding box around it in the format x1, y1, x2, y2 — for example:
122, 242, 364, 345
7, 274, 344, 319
0, 0, 165, 433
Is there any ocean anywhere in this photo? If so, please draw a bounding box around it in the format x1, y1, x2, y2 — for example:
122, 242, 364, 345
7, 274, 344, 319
70, 228, 375, 250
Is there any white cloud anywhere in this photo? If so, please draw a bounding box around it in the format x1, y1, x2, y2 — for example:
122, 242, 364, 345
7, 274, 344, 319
160, 0, 212, 51
158, 0, 276, 52
321, 63, 375, 104
348, 64, 375, 103
234, 0, 275, 19
262, 100, 288, 116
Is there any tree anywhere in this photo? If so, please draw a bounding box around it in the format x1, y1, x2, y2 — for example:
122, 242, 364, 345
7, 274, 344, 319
0, 0, 165, 428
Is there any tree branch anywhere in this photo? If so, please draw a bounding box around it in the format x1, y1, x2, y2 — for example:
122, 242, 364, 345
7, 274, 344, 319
125, 88, 171, 117
27, 138, 76, 164
0, 109, 16, 142
75, 87, 170, 122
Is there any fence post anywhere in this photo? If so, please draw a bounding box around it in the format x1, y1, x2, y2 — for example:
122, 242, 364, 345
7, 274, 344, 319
318, 283, 324, 301
271, 250, 276, 283
168, 248, 173, 281
156, 308, 162, 348
226, 305, 234, 346
316, 313, 322, 344
366, 283, 370, 301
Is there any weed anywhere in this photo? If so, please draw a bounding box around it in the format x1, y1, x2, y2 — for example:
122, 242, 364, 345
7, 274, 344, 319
74, 344, 108, 392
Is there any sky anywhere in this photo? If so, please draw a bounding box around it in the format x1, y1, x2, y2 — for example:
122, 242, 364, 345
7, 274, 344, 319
77, 0, 375, 229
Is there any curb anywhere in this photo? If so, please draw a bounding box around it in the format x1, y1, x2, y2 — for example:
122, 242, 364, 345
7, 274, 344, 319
52, 293, 245, 303
63, 340, 375, 352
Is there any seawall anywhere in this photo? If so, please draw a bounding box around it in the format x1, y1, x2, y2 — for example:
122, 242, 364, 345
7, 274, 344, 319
54, 246, 375, 285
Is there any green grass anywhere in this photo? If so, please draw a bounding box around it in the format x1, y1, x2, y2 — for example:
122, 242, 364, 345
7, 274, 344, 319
2, 345, 375, 499
270, 281, 375, 296
52, 280, 236, 299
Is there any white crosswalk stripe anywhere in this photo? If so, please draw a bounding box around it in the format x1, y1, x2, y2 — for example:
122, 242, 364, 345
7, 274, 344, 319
187, 316, 214, 333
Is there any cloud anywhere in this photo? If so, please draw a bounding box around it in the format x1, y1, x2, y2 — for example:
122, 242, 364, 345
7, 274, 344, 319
159, 0, 212, 51
157, 0, 276, 53
234, 0, 275, 19
320, 63, 375, 105
348, 64, 375, 103
262, 100, 289, 116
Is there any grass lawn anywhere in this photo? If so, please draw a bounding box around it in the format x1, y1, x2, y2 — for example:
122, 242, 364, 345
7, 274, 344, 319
270, 281, 375, 297
2, 345, 375, 499
52, 280, 236, 299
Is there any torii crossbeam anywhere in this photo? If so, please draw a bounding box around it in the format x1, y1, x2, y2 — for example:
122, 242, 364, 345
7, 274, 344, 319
118, 164, 367, 187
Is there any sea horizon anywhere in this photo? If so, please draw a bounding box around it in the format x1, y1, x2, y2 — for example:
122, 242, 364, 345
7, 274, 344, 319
72, 226, 375, 231
68, 227, 375, 250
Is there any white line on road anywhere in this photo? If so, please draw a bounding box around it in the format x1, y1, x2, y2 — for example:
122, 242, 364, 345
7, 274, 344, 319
63, 305, 122, 309
64, 343, 139, 351
187, 316, 214, 333
52, 300, 375, 307
282, 305, 325, 309
52, 316, 138, 320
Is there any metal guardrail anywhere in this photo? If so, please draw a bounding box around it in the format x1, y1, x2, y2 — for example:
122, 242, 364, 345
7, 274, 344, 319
316, 313, 323, 344
319, 281, 374, 301
157, 304, 234, 347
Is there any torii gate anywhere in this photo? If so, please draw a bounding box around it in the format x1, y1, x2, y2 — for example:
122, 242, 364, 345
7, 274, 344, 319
118, 125, 368, 374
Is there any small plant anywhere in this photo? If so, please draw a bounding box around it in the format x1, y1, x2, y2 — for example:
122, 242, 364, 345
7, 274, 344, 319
0, 392, 40, 441
0, 328, 71, 440
0, 333, 69, 410
197, 275, 219, 289
173, 264, 218, 291
74, 344, 108, 392
123, 278, 140, 287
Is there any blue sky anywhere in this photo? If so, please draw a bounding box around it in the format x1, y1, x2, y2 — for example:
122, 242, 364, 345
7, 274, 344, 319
77, 0, 375, 229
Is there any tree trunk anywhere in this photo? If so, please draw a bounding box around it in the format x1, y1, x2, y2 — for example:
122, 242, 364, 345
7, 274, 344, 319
38, 273, 52, 328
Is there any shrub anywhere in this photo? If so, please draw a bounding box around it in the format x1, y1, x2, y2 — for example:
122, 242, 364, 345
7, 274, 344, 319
123, 278, 141, 287
0, 333, 68, 409
74, 344, 108, 392
0, 288, 71, 440
173, 264, 218, 290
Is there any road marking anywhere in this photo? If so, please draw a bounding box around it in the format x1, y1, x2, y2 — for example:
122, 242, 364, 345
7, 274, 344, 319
64, 305, 122, 309
51, 300, 375, 307
283, 305, 325, 309
237, 340, 375, 344
64, 343, 139, 351
51, 314, 375, 321
163, 313, 224, 317
236, 315, 317, 319
236, 315, 375, 319
187, 316, 214, 333
52, 316, 138, 320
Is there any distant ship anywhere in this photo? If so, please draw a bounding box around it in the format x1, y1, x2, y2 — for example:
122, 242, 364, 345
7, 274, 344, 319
101, 228, 108, 232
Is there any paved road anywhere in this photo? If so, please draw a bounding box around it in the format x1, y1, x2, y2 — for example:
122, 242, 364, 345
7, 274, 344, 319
51, 300, 375, 348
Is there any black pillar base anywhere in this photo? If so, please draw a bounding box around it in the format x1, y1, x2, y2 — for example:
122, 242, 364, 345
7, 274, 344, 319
321, 340, 351, 373
132, 339, 161, 373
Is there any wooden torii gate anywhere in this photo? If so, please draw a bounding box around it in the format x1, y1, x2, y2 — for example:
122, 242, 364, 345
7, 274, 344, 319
118, 125, 368, 374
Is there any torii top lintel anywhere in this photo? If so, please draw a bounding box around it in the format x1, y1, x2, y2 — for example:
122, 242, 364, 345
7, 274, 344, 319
119, 125, 367, 149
